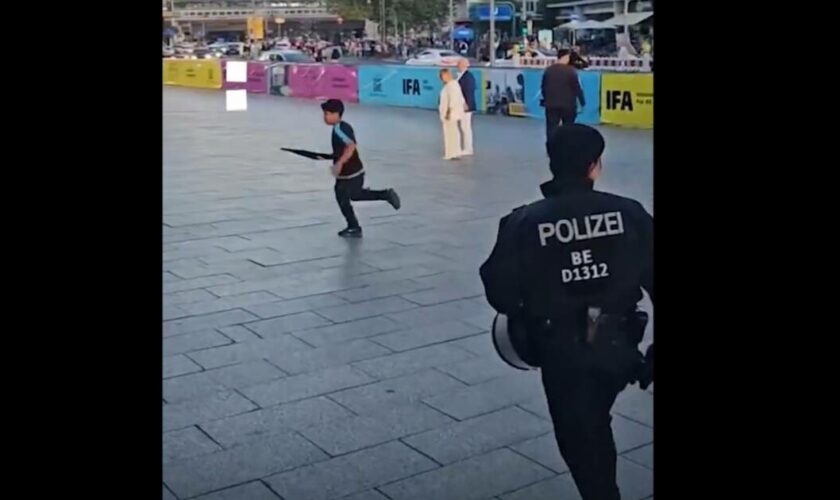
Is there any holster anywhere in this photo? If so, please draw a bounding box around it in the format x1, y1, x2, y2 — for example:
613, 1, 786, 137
585, 308, 648, 383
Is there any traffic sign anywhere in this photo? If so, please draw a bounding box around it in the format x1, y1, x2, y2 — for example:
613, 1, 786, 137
471, 3, 515, 21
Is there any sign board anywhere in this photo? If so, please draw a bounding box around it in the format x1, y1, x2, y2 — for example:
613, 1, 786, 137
538, 29, 553, 47
472, 4, 515, 21
247, 17, 265, 40
600, 73, 653, 128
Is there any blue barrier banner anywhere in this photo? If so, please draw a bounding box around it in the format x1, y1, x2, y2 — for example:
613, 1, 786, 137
522, 69, 601, 125
480, 68, 528, 116
358, 65, 443, 110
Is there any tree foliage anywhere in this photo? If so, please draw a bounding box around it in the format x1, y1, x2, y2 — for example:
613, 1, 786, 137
325, 0, 450, 31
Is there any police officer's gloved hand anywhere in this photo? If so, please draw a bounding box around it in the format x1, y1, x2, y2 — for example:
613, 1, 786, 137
637, 344, 654, 390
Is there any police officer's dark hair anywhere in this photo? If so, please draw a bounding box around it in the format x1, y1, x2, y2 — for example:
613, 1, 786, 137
547, 124, 605, 180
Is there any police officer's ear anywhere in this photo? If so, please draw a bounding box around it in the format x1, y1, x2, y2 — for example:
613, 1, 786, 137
588, 157, 603, 181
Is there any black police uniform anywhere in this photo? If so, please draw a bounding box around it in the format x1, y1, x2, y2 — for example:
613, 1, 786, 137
480, 126, 653, 500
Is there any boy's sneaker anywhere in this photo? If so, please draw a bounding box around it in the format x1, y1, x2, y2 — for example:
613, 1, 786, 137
386, 189, 401, 210
338, 227, 363, 238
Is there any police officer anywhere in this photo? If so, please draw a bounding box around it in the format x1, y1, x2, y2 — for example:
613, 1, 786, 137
480, 124, 654, 500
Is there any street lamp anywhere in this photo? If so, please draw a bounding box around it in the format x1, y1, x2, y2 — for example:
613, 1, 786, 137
449, 0, 454, 50
489, 0, 496, 66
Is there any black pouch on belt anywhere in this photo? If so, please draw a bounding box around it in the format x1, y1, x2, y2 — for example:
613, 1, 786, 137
585, 307, 646, 382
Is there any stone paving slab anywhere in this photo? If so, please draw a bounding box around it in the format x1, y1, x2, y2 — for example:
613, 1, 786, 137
314, 296, 419, 323
350, 342, 476, 380
613, 389, 655, 428
163, 354, 205, 379
217, 324, 262, 343
163, 430, 328, 499
163, 390, 259, 433
509, 432, 570, 474
244, 294, 349, 319
422, 371, 545, 420
163, 89, 653, 500
340, 490, 391, 500
163, 485, 178, 500
298, 401, 455, 456
164, 310, 259, 338
244, 311, 334, 339
176, 291, 282, 317
500, 456, 654, 500
163, 360, 287, 403
622, 443, 654, 470
291, 315, 405, 347
378, 448, 555, 500
185, 333, 313, 370
264, 338, 391, 375
200, 396, 354, 448
368, 320, 483, 352
163, 426, 223, 464
241, 365, 376, 407
264, 441, 439, 500
436, 354, 516, 385
334, 279, 434, 303
192, 481, 281, 500
327, 369, 468, 415
401, 406, 554, 465
163, 329, 233, 357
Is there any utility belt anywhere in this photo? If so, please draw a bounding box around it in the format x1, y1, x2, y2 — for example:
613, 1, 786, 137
492, 307, 648, 381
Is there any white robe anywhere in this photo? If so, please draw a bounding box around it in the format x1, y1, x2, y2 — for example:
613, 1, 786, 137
439, 80, 466, 159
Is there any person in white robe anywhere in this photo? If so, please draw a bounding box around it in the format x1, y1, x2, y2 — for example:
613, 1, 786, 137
438, 68, 466, 160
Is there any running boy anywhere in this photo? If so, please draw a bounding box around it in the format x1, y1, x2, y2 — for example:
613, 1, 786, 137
321, 99, 401, 238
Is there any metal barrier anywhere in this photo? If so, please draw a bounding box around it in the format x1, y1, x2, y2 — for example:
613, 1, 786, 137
585, 56, 652, 73
518, 58, 555, 68
501, 55, 652, 72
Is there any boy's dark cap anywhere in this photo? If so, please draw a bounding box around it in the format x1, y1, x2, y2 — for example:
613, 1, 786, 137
321, 99, 344, 114
547, 124, 605, 179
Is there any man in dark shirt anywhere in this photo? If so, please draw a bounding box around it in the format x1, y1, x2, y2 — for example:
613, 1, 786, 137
457, 59, 477, 156
322, 99, 401, 238
541, 49, 586, 140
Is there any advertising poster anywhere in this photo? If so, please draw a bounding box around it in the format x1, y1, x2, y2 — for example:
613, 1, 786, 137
288, 64, 359, 102
600, 73, 653, 128
268, 63, 292, 96
162, 59, 223, 89
222, 61, 269, 93
358, 65, 442, 110
479, 68, 528, 117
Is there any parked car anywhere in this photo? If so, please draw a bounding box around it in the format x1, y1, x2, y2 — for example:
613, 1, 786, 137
208, 42, 243, 56
405, 48, 466, 66
258, 50, 314, 63
316, 45, 343, 62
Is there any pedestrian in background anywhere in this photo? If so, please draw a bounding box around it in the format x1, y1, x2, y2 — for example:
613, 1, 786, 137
541, 49, 586, 140
438, 68, 466, 160
457, 59, 477, 156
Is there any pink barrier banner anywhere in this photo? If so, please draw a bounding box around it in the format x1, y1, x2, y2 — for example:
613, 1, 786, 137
221, 61, 268, 93
287, 64, 359, 102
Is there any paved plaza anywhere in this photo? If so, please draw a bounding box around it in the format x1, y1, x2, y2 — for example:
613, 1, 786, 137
163, 87, 654, 500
